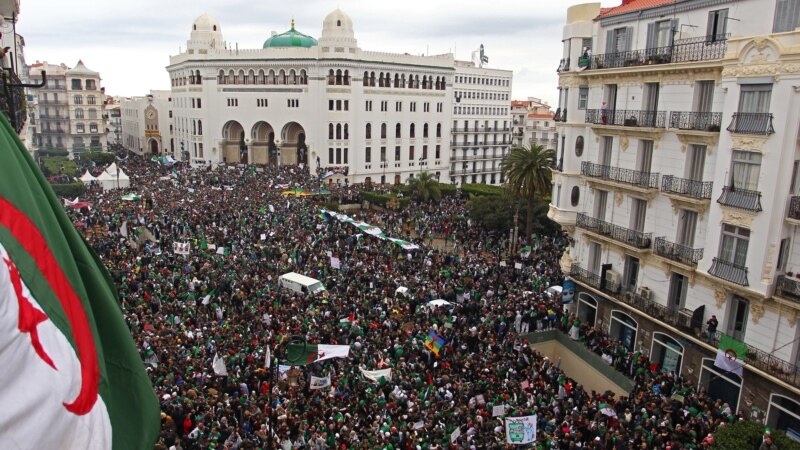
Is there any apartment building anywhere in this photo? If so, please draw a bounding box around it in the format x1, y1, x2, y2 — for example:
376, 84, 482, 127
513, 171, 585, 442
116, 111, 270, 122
550, 0, 800, 431
511, 97, 557, 151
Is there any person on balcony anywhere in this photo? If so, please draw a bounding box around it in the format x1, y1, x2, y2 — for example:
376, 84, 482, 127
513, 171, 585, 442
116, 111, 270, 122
706, 315, 718, 341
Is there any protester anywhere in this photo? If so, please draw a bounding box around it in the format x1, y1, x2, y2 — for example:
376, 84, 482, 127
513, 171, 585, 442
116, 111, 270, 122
66, 156, 740, 449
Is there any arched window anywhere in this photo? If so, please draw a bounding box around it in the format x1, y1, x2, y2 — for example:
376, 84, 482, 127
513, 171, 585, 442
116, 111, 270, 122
329, 123, 334, 139
423, 123, 429, 138
410, 123, 415, 138
300, 69, 308, 84
436, 123, 442, 138
289, 69, 297, 85
268, 70, 276, 85
401, 74, 406, 88
610, 310, 638, 352
336, 69, 342, 85
196, 70, 201, 84
385, 72, 391, 88
571, 186, 580, 206
343, 70, 349, 85
227, 69, 235, 84
575, 136, 584, 157
422, 76, 428, 89
258, 69, 266, 84
237, 69, 245, 84
248, 69, 255, 85
395, 123, 401, 138
336, 124, 342, 140
279, 69, 287, 84
577, 293, 597, 325
394, 73, 400, 88
329, 69, 335, 85
363, 71, 369, 87
381, 123, 387, 139
344, 124, 349, 139
651, 332, 683, 374
365, 123, 372, 139
767, 395, 800, 433
379, 72, 385, 87
197, 120, 203, 136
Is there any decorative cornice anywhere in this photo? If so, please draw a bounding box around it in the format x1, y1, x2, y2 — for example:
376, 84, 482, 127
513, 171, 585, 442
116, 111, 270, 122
722, 62, 800, 79
720, 206, 757, 228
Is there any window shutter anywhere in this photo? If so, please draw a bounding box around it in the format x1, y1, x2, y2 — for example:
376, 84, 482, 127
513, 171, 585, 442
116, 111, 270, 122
707, 12, 716, 41
625, 27, 634, 51
717, 10, 728, 39
646, 22, 656, 50
606, 29, 615, 54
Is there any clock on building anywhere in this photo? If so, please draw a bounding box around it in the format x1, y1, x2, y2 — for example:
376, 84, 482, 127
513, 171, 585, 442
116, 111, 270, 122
145, 109, 156, 120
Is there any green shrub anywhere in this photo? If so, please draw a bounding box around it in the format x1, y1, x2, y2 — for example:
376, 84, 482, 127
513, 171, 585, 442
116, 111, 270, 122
81, 152, 116, 165
461, 183, 507, 197
36, 148, 69, 158
51, 182, 86, 198
711, 420, 800, 450
41, 157, 77, 176
359, 191, 409, 210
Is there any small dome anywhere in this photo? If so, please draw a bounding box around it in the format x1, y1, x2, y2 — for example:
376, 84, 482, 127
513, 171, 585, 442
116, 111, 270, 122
263, 19, 318, 48
322, 8, 353, 34
192, 14, 221, 33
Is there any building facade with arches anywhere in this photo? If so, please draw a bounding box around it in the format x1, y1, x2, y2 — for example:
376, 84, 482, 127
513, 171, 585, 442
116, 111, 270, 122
165, 9, 475, 184
552, 0, 800, 428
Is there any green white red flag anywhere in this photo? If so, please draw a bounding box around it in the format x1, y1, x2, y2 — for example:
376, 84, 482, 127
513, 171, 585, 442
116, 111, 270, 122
0, 115, 159, 449
285, 343, 350, 365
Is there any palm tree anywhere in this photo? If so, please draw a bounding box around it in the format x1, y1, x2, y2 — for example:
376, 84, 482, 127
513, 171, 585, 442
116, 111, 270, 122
407, 171, 442, 203
501, 144, 555, 240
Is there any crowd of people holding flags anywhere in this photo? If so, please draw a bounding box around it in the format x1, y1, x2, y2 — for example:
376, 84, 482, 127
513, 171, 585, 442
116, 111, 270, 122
63, 157, 744, 449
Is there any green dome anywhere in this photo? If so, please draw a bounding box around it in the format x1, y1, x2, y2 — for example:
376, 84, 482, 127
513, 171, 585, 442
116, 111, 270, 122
263, 21, 318, 48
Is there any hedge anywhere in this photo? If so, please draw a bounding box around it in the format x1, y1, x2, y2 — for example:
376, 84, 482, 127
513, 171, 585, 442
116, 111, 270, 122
391, 182, 457, 198
711, 420, 800, 450
461, 183, 507, 197
36, 148, 69, 158
359, 191, 410, 209
80, 152, 116, 165
50, 182, 86, 198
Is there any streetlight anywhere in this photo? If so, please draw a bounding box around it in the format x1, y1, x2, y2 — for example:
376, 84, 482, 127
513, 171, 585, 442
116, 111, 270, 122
268, 335, 308, 450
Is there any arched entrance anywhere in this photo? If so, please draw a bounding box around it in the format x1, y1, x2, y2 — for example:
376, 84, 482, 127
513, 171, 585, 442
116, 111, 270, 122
699, 358, 742, 411
767, 394, 800, 436
577, 292, 597, 326
222, 121, 245, 164
148, 138, 159, 155
251, 121, 275, 165
609, 310, 638, 352
650, 332, 684, 374
280, 122, 307, 166
394, 174, 401, 185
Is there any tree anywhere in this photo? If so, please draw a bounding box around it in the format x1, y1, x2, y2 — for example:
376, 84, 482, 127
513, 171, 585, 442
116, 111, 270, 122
407, 171, 441, 203
501, 144, 555, 240
711, 420, 800, 450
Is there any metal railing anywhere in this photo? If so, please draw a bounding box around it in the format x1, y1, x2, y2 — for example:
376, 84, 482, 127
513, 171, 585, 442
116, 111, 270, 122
669, 111, 723, 131
789, 196, 800, 220
1, 69, 27, 133
654, 237, 704, 266
585, 109, 666, 128
661, 175, 713, 200
708, 257, 749, 286
709, 330, 800, 386
775, 275, 800, 304
569, 263, 620, 294
557, 58, 570, 72
452, 128, 510, 133
717, 186, 763, 212
727, 113, 775, 135
581, 161, 659, 189
585, 35, 729, 70
576, 212, 653, 249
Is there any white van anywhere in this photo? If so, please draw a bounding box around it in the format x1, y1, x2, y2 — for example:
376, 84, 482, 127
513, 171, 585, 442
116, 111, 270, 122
279, 272, 326, 295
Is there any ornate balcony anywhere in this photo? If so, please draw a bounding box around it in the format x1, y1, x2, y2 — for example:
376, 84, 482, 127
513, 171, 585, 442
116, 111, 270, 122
581, 161, 659, 189
584, 35, 728, 70
727, 113, 775, 135
669, 111, 722, 132
775, 275, 800, 304
661, 175, 713, 200
717, 186, 763, 212
576, 213, 652, 249
654, 237, 703, 266
708, 257, 749, 286
585, 109, 666, 128
788, 196, 800, 221
569, 264, 620, 294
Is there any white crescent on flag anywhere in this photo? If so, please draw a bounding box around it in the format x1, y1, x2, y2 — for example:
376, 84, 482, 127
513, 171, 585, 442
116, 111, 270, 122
0, 243, 112, 449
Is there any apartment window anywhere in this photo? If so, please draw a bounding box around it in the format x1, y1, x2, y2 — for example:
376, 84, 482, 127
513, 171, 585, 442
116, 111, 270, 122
646, 19, 674, 49
409, 146, 415, 160
75, 109, 84, 119
719, 224, 750, 266
89, 123, 98, 133
424, 102, 430, 112
738, 84, 772, 114
422, 145, 428, 159
606, 27, 632, 54
394, 146, 401, 161
328, 148, 334, 164
380, 101, 388, 112
71, 79, 82, 90
777, 238, 790, 271
623, 256, 639, 293
410, 123, 415, 138
87, 95, 96, 105
693, 81, 715, 113
365, 147, 372, 163
365, 123, 372, 139
395, 123, 401, 138
676, 210, 698, 247
435, 145, 440, 159
365, 100, 373, 111
344, 100, 349, 111
73, 95, 83, 104
578, 86, 588, 110
773, 0, 800, 33
329, 100, 334, 111
287, 99, 299, 108
336, 100, 342, 111
381, 123, 387, 139
227, 98, 239, 107
594, 190, 608, 220
410, 102, 416, 112
728, 296, 749, 340
76, 124, 85, 133
380, 146, 386, 162
197, 98, 202, 108
707, 9, 728, 41
394, 101, 401, 112
437, 102, 443, 113
668, 273, 689, 311
423, 123, 429, 138
343, 148, 348, 164
630, 198, 647, 232
729, 150, 761, 191
86, 80, 96, 90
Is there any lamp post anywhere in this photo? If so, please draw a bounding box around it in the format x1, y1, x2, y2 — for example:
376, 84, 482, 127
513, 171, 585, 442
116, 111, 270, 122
268, 335, 308, 450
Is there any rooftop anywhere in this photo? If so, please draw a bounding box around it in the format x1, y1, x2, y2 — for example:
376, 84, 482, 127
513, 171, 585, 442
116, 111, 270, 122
599, 0, 676, 17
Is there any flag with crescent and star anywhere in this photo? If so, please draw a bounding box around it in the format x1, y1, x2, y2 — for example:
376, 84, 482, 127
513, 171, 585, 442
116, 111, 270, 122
0, 114, 159, 449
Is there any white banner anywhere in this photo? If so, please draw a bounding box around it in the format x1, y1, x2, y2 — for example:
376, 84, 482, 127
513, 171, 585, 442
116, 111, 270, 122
360, 367, 392, 384
505, 415, 537, 445
309, 375, 331, 390
212, 353, 228, 376
492, 404, 507, 417
173, 242, 191, 255
330, 257, 341, 269
450, 426, 462, 443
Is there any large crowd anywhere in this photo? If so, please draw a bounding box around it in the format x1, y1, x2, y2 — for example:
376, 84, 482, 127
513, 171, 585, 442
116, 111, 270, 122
66, 157, 741, 450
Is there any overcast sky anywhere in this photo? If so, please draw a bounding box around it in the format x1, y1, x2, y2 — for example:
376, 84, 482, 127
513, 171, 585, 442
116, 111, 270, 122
16, 0, 617, 106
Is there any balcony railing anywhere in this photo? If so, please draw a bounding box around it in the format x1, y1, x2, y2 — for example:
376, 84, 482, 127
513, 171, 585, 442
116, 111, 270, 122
1, 69, 27, 133
661, 175, 713, 200
775, 275, 800, 304
789, 196, 800, 220
708, 257, 749, 286
581, 161, 659, 189
569, 264, 620, 294
654, 237, 704, 266
557, 58, 570, 72
585, 109, 666, 128
576, 213, 653, 249
727, 113, 775, 135
717, 185, 763, 212
669, 111, 723, 131
584, 35, 729, 70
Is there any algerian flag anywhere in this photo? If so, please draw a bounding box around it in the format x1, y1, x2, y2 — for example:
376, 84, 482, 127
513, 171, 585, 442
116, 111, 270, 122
212, 353, 228, 376
714, 334, 746, 376
360, 367, 392, 384
121, 193, 141, 201
285, 343, 350, 365
520, 246, 532, 258
309, 375, 331, 390
0, 114, 159, 449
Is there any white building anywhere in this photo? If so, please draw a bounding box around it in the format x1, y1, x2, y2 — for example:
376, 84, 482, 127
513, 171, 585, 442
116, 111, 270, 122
450, 60, 513, 185
510, 97, 557, 152
104, 97, 122, 147
120, 91, 173, 155
551, 0, 800, 427
0, 0, 31, 145
166, 10, 457, 184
